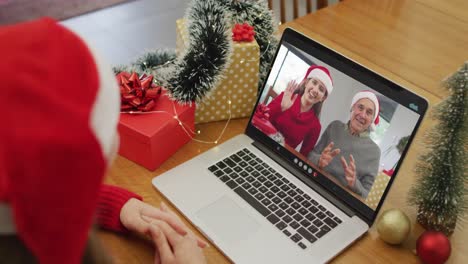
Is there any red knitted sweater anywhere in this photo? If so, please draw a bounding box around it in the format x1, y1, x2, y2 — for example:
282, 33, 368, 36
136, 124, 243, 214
268, 92, 321, 156
95, 184, 142, 232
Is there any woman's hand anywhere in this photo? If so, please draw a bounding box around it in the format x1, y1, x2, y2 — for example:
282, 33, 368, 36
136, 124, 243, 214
149, 220, 207, 264
280, 80, 300, 111
318, 142, 341, 168
341, 154, 357, 188
120, 199, 207, 248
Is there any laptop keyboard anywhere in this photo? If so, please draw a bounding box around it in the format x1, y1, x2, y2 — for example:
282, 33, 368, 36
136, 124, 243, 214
207, 148, 342, 250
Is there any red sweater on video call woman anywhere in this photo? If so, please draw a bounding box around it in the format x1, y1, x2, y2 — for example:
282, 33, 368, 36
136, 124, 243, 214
268, 65, 334, 156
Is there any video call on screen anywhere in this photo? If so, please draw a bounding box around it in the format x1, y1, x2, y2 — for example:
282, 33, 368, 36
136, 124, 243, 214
253, 43, 421, 210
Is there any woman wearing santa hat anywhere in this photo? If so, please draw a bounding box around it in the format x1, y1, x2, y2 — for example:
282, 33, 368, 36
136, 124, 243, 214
308, 91, 381, 198
0, 18, 206, 264
267, 65, 334, 156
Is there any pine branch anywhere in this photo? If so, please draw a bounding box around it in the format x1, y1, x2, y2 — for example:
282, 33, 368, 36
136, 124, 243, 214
408, 62, 468, 227
112, 64, 130, 75
133, 49, 176, 72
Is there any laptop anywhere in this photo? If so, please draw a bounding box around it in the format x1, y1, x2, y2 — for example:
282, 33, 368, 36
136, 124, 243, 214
152, 28, 428, 263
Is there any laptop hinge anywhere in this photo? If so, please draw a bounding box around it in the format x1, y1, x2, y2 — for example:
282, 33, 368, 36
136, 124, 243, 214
252, 140, 357, 218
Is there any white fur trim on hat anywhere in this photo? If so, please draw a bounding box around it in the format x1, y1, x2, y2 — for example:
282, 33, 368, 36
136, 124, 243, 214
62, 25, 120, 162
350, 91, 380, 131
86, 43, 120, 162
307, 68, 333, 95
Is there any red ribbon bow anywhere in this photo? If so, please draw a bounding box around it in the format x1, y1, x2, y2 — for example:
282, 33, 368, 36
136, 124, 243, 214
252, 103, 278, 135
255, 103, 271, 120
117, 72, 162, 112
232, 23, 255, 42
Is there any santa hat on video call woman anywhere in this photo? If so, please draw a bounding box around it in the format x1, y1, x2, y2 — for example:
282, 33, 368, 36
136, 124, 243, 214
350, 90, 380, 131
0, 18, 119, 263
304, 65, 334, 95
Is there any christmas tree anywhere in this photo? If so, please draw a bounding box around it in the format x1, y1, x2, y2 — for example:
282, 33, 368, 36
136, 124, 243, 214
408, 62, 468, 235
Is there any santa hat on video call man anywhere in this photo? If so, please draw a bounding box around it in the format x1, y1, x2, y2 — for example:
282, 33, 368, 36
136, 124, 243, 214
350, 90, 380, 131
0, 18, 120, 263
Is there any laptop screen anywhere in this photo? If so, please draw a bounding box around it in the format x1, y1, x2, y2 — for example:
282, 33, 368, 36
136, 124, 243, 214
246, 28, 427, 223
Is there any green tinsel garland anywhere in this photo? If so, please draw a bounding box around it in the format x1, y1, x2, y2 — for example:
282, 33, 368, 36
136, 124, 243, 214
159, 0, 233, 103
134, 50, 176, 73
113, 49, 176, 75
117, 0, 277, 103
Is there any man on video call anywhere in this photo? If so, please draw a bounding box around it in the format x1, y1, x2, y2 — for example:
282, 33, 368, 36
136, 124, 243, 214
308, 91, 381, 198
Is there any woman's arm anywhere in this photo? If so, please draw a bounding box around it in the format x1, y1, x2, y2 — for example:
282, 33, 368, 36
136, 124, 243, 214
299, 122, 321, 157
96, 184, 142, 232
267, 92, 284, 124
96, 184, 207, 248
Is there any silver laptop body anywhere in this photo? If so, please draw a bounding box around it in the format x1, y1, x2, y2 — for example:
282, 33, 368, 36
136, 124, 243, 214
153, 28, 428, 263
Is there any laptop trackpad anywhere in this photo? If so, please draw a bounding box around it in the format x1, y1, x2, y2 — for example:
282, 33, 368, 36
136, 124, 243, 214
195, 195, 260, 246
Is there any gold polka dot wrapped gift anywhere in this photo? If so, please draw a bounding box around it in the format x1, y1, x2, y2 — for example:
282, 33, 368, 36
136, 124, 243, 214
176, 19, 260, 124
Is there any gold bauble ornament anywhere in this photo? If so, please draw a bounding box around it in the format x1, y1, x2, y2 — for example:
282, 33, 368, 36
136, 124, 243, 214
377, 208, 411, 245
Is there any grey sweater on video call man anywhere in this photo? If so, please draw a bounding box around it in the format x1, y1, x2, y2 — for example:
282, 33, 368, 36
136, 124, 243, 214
308, 120, 381, 198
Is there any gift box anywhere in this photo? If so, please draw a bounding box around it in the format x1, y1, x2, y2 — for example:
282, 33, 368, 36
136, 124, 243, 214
118, 90, 195, 171
251, 103, 277, 135
176, 19, 260, 123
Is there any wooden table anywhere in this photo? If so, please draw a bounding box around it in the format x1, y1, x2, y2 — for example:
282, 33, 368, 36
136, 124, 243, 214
99, 0, 468, 263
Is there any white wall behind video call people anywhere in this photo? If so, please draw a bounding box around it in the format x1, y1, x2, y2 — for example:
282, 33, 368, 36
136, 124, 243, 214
378, 106, 419, 171
262, 45, 309, 104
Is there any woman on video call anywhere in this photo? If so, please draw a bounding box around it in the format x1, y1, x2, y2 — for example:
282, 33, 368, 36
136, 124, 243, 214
308, 91, 381, 198
268, 65, 334, 156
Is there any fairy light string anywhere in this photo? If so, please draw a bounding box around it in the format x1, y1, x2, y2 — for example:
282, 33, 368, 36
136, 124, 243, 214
239, 39, 271, 64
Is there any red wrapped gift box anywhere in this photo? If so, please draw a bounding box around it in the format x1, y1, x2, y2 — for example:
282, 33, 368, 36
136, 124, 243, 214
251, 103, 277, 135
118, 90, 195, 171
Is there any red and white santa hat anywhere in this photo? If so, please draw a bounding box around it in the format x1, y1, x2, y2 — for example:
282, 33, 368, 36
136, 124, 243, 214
304, 65, 334, 95
0, 18, 120, 263
350, 90, 380, 131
